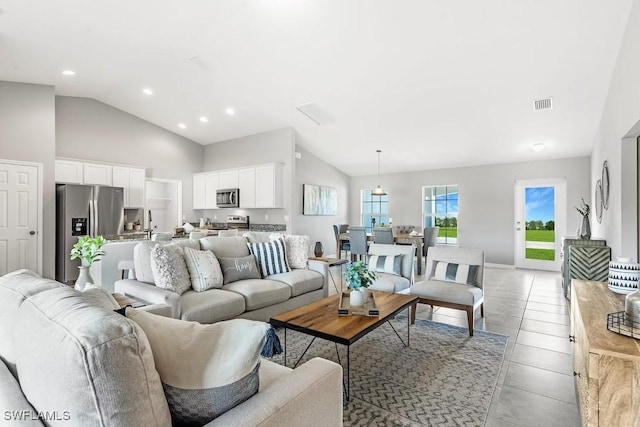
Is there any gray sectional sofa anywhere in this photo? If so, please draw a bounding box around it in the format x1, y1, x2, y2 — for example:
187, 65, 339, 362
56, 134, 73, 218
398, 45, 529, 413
0, 269, 343, 426
114, 236, 329, 324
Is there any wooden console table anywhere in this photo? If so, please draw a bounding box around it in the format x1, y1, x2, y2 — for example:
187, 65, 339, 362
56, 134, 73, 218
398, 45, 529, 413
570, 280, 640, 426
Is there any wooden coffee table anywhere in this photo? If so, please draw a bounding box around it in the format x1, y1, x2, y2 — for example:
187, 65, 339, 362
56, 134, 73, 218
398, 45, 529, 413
270, 291, 418, 400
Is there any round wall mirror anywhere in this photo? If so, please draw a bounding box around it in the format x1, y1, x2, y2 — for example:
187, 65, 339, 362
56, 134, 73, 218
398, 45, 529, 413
595, 179, 603, 224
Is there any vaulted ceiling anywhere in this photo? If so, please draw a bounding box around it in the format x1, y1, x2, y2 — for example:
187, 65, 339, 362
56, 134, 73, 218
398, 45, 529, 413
0, 1, 632, 175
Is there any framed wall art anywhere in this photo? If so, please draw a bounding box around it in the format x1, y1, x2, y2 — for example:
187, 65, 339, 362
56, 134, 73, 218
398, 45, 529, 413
303, 184, 337, 215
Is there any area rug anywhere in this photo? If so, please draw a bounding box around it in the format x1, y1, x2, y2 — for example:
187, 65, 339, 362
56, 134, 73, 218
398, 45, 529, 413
268, 317, 507, 426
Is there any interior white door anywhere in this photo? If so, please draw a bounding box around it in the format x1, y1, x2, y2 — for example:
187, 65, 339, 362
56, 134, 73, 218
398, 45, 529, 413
514, 178, 566, 271
0, 161, 40, 276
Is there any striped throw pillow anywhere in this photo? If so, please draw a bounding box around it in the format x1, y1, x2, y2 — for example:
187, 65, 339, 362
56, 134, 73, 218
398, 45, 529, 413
247, 238, 291, 277
368, 255, 403, 276
431, 262, 478, 285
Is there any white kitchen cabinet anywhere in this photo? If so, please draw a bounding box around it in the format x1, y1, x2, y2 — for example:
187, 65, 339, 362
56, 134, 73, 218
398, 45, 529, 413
114, 166, 146, 208
83, 162, 113, 186
55, 160, 84, 184
128, 168, 146, 207
205, 172, 219, 209
218, 170, 239, 189
193, 174, 206, 210
238, 167, 256, 208
255, 163, 283, 208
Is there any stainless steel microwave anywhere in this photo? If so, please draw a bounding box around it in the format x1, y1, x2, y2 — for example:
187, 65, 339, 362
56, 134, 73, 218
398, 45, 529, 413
216, 188, 239, 208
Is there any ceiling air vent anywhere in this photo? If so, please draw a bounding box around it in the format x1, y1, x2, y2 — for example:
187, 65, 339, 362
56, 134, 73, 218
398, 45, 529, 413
296, 102, 334, 126
534, 97, 553, 111
189, 56, 215, 73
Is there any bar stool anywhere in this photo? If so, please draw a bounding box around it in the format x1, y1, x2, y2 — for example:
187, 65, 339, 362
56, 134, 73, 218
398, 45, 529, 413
117, 260, 136, 280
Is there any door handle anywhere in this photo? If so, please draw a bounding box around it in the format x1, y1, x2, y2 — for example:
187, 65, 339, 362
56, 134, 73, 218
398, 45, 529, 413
29, 230, 36, 235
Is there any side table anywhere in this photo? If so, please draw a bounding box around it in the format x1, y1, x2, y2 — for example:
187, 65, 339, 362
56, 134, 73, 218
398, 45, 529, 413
308, 257, 348, 293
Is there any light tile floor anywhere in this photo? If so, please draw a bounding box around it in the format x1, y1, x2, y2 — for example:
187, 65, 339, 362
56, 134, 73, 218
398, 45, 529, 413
328, 264, 581, 427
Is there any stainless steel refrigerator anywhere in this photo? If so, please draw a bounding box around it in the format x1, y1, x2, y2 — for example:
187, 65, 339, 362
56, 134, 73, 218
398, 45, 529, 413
56, 184, 124, 285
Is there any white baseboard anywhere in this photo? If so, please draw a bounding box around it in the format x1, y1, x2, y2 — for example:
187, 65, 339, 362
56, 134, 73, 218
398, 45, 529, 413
485, 263, 516, 269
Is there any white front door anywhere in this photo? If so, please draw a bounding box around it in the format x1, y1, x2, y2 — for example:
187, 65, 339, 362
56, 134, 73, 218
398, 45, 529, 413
0, 160, 41, 276
514, 178, 566, 271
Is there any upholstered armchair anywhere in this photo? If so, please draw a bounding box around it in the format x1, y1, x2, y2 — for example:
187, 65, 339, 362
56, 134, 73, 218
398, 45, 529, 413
367, 243, 415, 294
392, 225, 416, 235
410, 246, 484, 336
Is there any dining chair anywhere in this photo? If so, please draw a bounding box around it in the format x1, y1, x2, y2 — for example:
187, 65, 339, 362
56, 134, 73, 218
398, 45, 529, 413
218, 229, 239, 237
373, 227, 394, 244
333, 224, 350, 259
423, 227, 439, 257
348, 226, 368, 262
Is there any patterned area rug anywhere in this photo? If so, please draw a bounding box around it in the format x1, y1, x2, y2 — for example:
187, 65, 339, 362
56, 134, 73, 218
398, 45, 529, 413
269, 317, 507, 426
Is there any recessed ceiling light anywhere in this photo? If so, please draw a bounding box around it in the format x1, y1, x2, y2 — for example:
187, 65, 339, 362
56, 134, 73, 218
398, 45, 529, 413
225, 107, 235, 116
178, 123, 186, 129
61, 70, 76, 76
142, 88, 153, 96
199, 116, 209, 123
532, 142, 545, 152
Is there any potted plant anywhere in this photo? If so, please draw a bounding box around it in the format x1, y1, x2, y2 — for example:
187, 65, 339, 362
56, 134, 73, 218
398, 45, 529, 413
344, 260, 377, 306
70, 235, 106, 290
133, 219, 142, 231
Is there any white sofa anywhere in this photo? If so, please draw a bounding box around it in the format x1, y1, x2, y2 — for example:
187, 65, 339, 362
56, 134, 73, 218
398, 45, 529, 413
0, 269, 343, 426
115, 236, 329, 324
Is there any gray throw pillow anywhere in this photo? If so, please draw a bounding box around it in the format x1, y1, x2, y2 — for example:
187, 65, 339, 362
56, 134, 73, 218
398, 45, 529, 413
218, 255, 261, 285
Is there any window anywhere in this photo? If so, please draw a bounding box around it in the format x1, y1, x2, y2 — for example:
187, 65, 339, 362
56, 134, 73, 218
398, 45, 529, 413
423, 185, 458, 245
361, 189, 389, 233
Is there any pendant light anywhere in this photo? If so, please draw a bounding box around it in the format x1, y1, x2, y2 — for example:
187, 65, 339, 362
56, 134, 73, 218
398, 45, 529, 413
372, 149, 387, 196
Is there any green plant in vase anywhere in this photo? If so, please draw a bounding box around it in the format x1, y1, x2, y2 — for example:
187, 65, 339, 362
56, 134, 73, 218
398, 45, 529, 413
344, 260, 377, 306
70, 235, 106, 290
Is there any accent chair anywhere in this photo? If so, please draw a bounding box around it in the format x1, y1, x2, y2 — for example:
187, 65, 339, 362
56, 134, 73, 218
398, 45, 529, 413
367, 243, 415, 294
410, 246, 485, 336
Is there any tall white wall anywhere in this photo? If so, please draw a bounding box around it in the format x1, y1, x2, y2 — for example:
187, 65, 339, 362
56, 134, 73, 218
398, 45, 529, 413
293, 145, 350, 256
591, 0, 640, 260
350, 157, 590, 265
0, 81, 56, 278
55, 96, 204, 222
202, 128, 295, 227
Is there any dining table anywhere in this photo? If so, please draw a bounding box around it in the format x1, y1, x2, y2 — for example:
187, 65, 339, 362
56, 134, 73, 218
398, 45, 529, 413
338, 231, 425, 275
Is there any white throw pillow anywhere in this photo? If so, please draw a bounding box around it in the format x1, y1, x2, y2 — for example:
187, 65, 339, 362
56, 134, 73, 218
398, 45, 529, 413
150, 245, 191, 294
247, 238, 291, 276
126, 309, 270, 425
183, 246, 224, 291
282, 234, 309, 269
431, 262, 479, 285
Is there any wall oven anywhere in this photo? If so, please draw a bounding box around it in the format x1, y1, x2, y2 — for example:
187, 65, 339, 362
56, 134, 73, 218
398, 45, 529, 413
216, 188, 239, 208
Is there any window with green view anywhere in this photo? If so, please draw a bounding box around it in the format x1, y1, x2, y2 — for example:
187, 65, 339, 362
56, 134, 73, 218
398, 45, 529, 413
423, 185, 458, 245
361, 189, 389, 233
